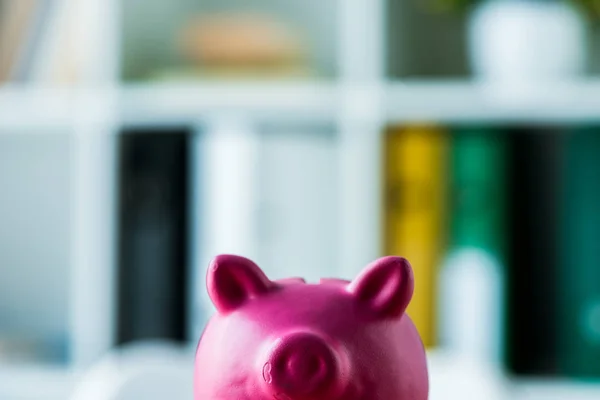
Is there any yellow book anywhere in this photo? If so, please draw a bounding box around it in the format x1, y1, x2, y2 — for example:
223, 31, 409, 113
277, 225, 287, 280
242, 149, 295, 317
382, 124, 448, 348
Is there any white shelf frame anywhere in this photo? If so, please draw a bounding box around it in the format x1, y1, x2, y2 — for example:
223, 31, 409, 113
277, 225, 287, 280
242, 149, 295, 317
67, 0, 121, 370
336, 0, 386, 279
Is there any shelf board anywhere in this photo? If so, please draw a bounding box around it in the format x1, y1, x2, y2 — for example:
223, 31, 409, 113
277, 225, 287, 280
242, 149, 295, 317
385, 79, 600, 124
1, 357, 600, 400
2, 80, 600, 129
118, 81, 340, 125
0, 363, 79, 400
426, 349, 600, 400
512, 379, 600, 400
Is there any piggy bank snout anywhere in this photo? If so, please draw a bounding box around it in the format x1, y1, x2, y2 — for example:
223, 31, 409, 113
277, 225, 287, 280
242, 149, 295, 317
262, 331, 348, 399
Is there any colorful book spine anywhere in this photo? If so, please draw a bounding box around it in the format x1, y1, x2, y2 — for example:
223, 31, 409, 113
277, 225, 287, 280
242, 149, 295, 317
438, 127, 507, 364
557, 126, 600, 378
506, 127, 561, 376
116, 129, 191, 345
383, 124, 448, 348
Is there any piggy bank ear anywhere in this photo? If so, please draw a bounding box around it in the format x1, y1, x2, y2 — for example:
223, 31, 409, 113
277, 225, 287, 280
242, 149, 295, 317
347, 256, 414, 318
207, 254, 274, 314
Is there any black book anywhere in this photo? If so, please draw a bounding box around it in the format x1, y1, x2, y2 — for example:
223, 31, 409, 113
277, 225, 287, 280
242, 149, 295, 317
116, 127, 191, 346
505, 126, 564, 376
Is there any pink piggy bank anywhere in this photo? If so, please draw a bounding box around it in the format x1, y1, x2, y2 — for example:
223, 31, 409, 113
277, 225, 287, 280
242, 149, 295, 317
194, 254, 429, 400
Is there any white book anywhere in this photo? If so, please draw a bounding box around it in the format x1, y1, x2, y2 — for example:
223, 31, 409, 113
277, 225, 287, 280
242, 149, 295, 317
434, 247, 509, 400
256, 123, 339, 283
191, 117, 261, 340
438, 247, 504, 364
190, 121, 339, 342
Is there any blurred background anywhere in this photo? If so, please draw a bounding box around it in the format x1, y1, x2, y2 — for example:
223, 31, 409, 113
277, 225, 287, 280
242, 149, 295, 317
1, 0, 600, 399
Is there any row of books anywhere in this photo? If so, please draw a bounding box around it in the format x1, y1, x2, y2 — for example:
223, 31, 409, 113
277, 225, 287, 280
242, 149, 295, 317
0, 0, 80, 83
115, 122, 339, 349
113, 123, 600, 379
383, 125, 600, 379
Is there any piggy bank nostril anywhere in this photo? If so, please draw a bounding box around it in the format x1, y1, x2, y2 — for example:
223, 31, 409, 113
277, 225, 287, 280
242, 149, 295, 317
262, 362, 274, 384
287, 352, 319, 376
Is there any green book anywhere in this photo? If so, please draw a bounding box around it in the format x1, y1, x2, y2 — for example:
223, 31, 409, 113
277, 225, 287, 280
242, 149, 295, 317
558, 126, 600, 378
438, 126, 507, 364
449, 127, 507, 257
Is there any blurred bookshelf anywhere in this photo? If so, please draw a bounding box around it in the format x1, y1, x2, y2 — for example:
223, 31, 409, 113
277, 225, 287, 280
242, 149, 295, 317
1, 0, 600, 399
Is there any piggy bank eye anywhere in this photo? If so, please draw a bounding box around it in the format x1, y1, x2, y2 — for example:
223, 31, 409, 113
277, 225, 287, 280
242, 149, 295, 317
347, 256, 414, 319
207, 254, 275, 313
